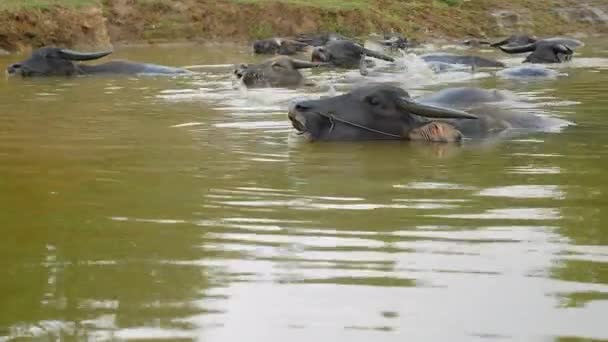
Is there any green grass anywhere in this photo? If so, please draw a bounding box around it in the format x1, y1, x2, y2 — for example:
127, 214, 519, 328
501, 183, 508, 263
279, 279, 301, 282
0, 0, 99, 10
436, 0, 462, 6
230, 0, 371, 10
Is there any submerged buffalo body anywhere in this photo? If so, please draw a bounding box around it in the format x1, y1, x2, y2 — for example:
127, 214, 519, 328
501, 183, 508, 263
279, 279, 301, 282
497, 65, 559, 79
6, 47, 189, 77
311, 40, 394, 69
253, 38, 309, 55
421, 54, 505, 68
234, 56, 325, 88
288, 84, 566, 142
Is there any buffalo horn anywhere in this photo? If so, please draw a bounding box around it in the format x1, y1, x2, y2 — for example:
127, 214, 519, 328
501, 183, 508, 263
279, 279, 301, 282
499, 43, 537, 54
397, 97, 478, 120
58, 49, 113, 61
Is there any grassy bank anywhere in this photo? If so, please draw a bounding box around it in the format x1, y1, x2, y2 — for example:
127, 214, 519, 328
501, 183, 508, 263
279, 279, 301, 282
230, 0, 371, 10
0, 0, 606, 52
0, 0, 98, 10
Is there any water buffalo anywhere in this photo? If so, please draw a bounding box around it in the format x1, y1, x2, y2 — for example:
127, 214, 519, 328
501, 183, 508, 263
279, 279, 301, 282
253, 38, 309, 55
541, 37, 584, 49
498, 39, 576, 63
421, 54, 505, 68
497, 65, 559, 79
288, 84, 567, 142
492, 35, 583, 50
376, 33, 418, 50
6, 47, 189, 77
311, 40, 394, 68
490, 34, 538, 48
234, 56, 326, 88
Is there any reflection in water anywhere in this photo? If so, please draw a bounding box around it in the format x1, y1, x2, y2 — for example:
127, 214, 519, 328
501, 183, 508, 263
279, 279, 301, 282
0, 42, 607, 341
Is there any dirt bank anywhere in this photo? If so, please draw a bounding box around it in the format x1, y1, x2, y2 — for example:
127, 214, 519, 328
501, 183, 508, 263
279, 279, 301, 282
1, 0, 607, 53
0, 6, 110, 52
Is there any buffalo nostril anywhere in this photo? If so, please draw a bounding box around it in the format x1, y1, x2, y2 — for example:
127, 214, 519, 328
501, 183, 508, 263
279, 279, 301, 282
10, 64, 21, 69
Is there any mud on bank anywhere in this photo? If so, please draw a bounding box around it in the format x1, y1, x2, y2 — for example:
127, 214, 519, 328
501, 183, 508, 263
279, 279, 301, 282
0, 0, 607, 53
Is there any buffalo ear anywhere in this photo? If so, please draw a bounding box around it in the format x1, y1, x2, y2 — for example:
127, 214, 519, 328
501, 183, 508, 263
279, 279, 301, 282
499, 43, 536, 54
397, 97, 478, 120
58, 49, 113, 61
270, 61, 283, 70
552, 44, 573, 55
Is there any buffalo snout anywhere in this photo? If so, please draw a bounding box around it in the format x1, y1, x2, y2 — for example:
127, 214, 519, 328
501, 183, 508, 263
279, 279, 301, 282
6, 63, 22, 75
288, 101, 310, 132
288, 99, 328, 138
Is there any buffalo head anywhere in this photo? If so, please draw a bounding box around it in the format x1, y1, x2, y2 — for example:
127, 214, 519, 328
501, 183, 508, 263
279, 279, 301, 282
311, 40, 394, 69
378, 33, 416, 50
499, 40, 574, 63
234, 56, 326, 88
288, 84, 477, 142
7, 47, 112, 77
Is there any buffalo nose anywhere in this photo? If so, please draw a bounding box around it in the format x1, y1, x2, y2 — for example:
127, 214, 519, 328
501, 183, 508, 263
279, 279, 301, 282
7, 63, 21, 74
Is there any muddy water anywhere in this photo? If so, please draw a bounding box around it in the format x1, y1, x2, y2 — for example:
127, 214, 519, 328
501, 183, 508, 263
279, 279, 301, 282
1, 41, 607, 341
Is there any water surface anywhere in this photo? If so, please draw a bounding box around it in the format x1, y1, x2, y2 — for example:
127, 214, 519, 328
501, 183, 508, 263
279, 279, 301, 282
1, 41, 607, 341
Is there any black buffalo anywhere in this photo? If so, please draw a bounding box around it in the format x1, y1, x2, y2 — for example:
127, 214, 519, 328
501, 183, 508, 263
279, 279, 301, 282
253, 38, 309, 55
6, 47, 189, 77
498, 38, 581, 63
311, 40, 394, 69
288, 84, 566, 142
234, 56, 326, 88
421, 54, 505, 68
497, 65, 559, 79
377, 33, 418, 50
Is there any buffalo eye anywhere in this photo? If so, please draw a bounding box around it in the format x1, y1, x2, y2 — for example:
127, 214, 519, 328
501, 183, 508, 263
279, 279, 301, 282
294, 103, 311, 112
366, 95, 381, 106
47, 52, 63, 60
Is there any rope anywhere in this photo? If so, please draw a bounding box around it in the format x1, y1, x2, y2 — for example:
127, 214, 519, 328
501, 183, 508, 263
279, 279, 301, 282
318, 112, 403, 139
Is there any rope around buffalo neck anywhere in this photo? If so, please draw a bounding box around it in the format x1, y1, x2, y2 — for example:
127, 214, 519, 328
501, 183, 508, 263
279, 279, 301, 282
318, 112, 403, 139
